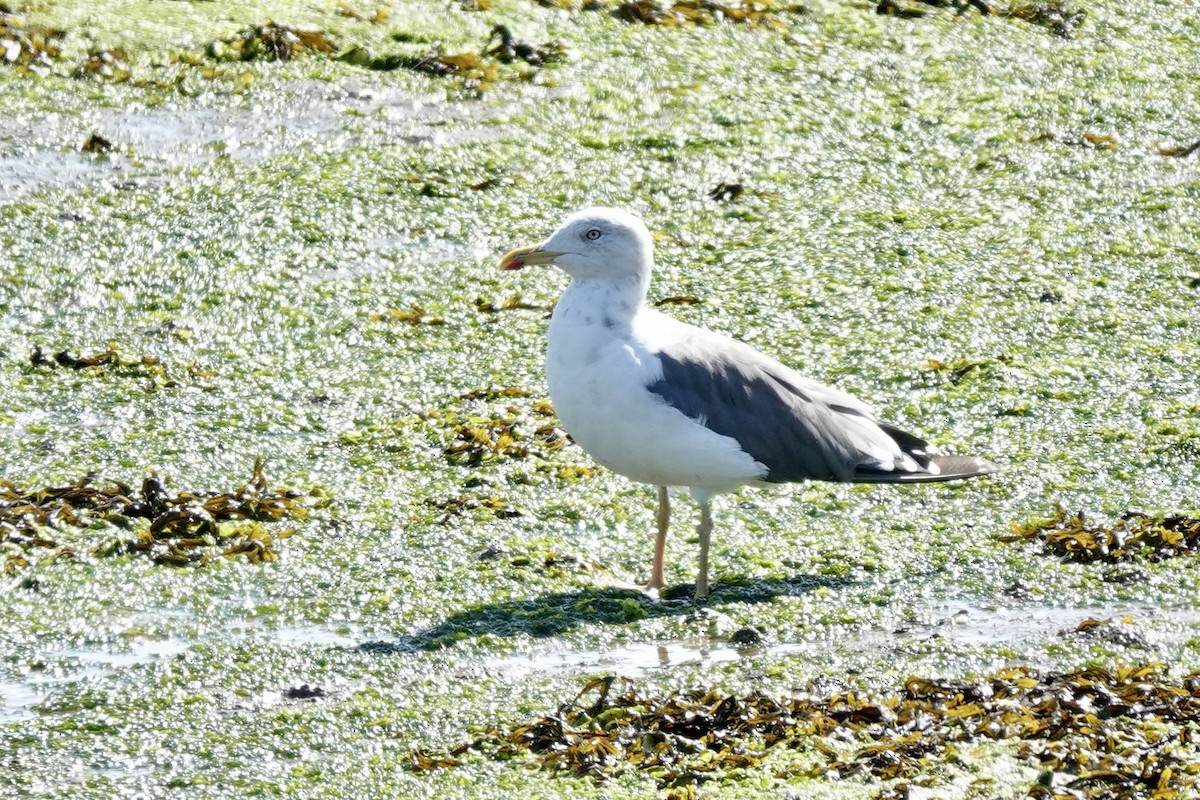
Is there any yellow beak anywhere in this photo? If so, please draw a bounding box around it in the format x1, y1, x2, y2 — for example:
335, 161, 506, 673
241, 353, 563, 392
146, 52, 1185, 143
498, 242, 564, 271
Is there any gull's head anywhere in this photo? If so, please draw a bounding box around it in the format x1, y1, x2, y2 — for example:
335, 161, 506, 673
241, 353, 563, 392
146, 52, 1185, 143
498, 207, 653, 282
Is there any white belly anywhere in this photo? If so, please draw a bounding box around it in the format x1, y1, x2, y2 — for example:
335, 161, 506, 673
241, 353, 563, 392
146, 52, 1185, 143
546, 302, 764, 494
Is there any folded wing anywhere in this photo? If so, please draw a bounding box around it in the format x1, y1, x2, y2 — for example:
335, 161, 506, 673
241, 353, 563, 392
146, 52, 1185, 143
645, 329, 995, 484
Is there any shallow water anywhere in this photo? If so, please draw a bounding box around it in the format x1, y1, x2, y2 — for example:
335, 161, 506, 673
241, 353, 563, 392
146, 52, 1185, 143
0, 80, 505, 198
0, 638, 187, 723
5, 599, 1186, 724
486, 600, 1200, 679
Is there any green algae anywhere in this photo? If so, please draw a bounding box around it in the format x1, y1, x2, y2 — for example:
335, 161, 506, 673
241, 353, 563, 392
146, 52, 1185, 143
2, 0, 1200, 797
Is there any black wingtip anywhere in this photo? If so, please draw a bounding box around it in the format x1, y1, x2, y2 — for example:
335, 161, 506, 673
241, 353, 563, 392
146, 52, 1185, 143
924, 454, 1000, 481
850, 454, 997, 484
851, 420, 999, 484
854, 424, 999, 483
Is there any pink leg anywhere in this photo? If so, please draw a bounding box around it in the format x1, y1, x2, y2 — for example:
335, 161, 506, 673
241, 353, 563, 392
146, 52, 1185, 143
695, 500, 712, 599
645, 486, 669, 591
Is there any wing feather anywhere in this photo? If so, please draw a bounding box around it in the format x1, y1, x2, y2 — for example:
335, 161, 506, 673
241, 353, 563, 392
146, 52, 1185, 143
642, 323, 994, 484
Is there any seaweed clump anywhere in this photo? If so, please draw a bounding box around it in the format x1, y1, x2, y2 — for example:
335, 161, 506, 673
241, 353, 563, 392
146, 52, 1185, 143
1159, 140, 1200, 159
426, 494, 521, 524
1002, 507, 1200, 564
388, 49, 496, 81
1, 458, 317, 568
417, 665, 1200, 797
613, 0, 797, 28
1004, 0, 1085, 38
208, 22, 337, 62
341, 25, 562, 91
875, 0, 1085, 39
473, 294, 550, 314
30, 343, 180, 390
429, 396, 567, 467
370, 305, 446, 326
876, 0, 990, 20
0, 8, 65, 74
484, 24, 565, 67
74, 47, 133, 82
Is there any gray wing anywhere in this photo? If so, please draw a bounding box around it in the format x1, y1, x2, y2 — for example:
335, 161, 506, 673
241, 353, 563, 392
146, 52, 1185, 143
645, 330, 986, 484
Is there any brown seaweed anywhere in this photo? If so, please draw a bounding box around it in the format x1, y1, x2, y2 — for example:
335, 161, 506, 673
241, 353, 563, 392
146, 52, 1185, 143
417, 665, 1200, 796
209, 23, 337, 63
1002, 507, 1200, 565
614, 0, 795, 27
1, 458, 315, 567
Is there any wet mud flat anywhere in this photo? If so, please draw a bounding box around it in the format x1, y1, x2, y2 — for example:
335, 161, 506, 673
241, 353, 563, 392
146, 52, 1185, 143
3, 1, 1200, 798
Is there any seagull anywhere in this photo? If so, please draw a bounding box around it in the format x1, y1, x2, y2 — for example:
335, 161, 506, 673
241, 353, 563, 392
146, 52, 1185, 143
499, 207, 996, 599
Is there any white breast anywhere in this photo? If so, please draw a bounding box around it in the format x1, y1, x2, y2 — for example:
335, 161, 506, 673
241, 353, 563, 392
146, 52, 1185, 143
545, 287, 764, 494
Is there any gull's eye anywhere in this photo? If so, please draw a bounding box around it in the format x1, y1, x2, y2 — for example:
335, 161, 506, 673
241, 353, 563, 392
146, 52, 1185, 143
584, 228, 602, 241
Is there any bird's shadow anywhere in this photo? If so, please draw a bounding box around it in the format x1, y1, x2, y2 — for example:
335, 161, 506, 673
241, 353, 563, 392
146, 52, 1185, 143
359, 574, 852, 654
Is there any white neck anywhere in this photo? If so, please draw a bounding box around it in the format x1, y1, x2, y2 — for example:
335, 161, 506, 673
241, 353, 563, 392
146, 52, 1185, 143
555, 273, 647, 326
